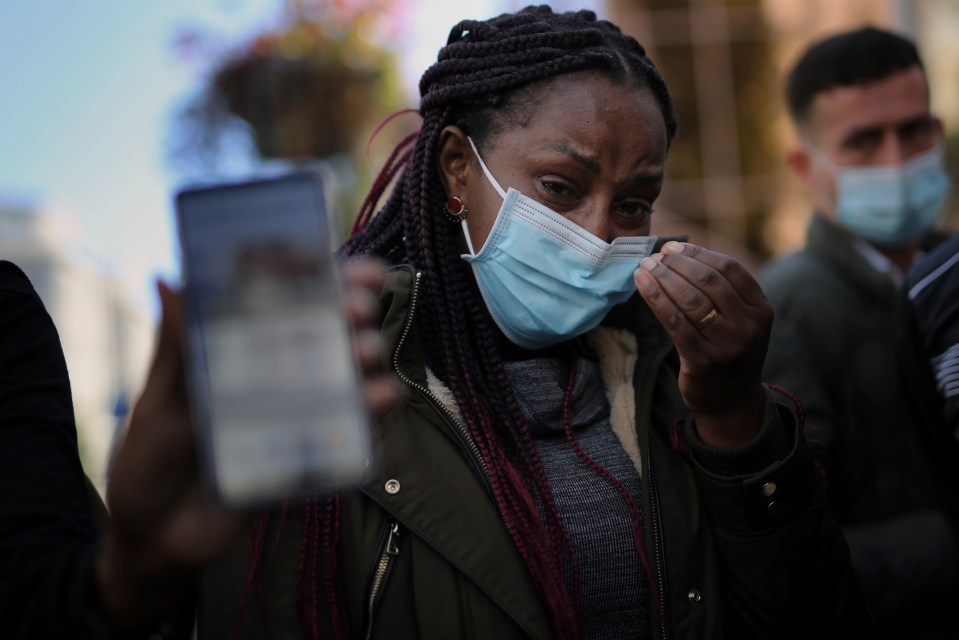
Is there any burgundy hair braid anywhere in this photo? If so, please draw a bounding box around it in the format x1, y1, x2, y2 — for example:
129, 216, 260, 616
308, 496, 321, 640
236, 510, 271, 639
321, 495, 344, 639
351, 131, 418, 235
294, 500, 312, 635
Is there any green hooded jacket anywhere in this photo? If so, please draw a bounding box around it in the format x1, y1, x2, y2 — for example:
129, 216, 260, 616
198, 265, 875, 640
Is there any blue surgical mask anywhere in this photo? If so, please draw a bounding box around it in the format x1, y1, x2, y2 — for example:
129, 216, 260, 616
812, 143, 950, 246
460, 137, 657, 350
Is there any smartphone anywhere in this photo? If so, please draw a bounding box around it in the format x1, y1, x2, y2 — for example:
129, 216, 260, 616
174, 171, 371, 507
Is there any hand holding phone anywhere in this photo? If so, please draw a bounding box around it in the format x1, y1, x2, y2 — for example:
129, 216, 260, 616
175, 172, 375, 506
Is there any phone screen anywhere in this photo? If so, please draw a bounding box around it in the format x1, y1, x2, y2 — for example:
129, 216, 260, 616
175, 172, 370, 506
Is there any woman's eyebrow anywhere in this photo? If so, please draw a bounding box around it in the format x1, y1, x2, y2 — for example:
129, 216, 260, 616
537, 143, 663, 182
548, 143, 602, 174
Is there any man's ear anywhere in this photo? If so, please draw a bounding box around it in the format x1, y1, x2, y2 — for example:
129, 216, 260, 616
436, 125, 472, 197
786, 146, 814, 189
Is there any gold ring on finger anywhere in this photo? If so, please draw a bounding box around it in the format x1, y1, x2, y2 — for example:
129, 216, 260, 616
697, 307, 719, 330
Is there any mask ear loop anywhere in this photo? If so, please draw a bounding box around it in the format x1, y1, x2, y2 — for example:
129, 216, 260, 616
467, 137, 508, 198
461, 216, 477, 255
800, 142, 846, 217
461, 137, 508, 256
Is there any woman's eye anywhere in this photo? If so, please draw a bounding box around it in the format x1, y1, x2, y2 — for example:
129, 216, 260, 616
541, 180, 574, 198
616, 200, 653, 220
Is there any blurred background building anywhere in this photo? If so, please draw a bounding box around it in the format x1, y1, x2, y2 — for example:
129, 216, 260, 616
0, 201, 153, 489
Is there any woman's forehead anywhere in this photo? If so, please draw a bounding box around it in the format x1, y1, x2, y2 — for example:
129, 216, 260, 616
488, 74, 667, 153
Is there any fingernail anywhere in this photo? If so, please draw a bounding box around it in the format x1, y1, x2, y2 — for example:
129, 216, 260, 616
641, 256, 657, 271
634, 268, 654, 291
661, 241, 685, 255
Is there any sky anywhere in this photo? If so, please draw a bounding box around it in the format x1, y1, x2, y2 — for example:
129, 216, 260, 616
0, 0, 570, 314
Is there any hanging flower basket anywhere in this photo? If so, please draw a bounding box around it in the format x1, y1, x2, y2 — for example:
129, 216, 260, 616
213, 52, 379, 159
204, 16, 398, 160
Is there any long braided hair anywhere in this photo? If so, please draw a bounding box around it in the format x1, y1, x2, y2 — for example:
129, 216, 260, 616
242, 6, 678, 639
347, 5, 677, 638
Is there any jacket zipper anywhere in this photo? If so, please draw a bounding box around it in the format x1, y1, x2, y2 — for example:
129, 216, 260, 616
638, 340, 674, 640
647, 451, 669, 640
390, 270, 491, 483
364, 520, 401, 640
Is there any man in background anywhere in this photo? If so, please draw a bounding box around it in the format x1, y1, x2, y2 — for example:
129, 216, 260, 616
759, 26, 958, 638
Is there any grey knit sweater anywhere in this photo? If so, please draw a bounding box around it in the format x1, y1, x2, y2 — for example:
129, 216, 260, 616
504, 356, 653, 640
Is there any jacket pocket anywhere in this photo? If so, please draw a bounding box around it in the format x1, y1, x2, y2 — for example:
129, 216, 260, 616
364, 520, 401, 640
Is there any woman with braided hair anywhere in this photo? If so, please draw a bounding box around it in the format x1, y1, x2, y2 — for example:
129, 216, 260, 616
58, 5, 877, 640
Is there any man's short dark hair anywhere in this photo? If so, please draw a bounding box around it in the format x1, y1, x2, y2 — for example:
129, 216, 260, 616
785, 26, 925, 126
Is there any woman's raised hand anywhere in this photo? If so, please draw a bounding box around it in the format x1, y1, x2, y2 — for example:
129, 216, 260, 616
633, 241, 773, 447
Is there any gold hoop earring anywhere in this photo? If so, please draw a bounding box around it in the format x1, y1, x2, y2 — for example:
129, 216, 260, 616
445, 196, 468, 222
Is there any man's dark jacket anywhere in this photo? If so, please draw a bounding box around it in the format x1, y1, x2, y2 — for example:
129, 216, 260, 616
760, 215, 959, 634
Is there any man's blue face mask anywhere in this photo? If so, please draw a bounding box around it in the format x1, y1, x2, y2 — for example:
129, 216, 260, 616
809, 143, 950, 247
460, 137, 658, 350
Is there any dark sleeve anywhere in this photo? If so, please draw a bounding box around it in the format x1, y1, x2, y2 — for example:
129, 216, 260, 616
680, 390, 878, 638
900, 235, 959, 442
897, 246, 959, 519
0, 261, 104, 638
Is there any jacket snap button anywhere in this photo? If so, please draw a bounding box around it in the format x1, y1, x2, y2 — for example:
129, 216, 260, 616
767, 500, 783, 519
688, 589, 701, 604
385, 479, 401, 494
762, 482, 777, 497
